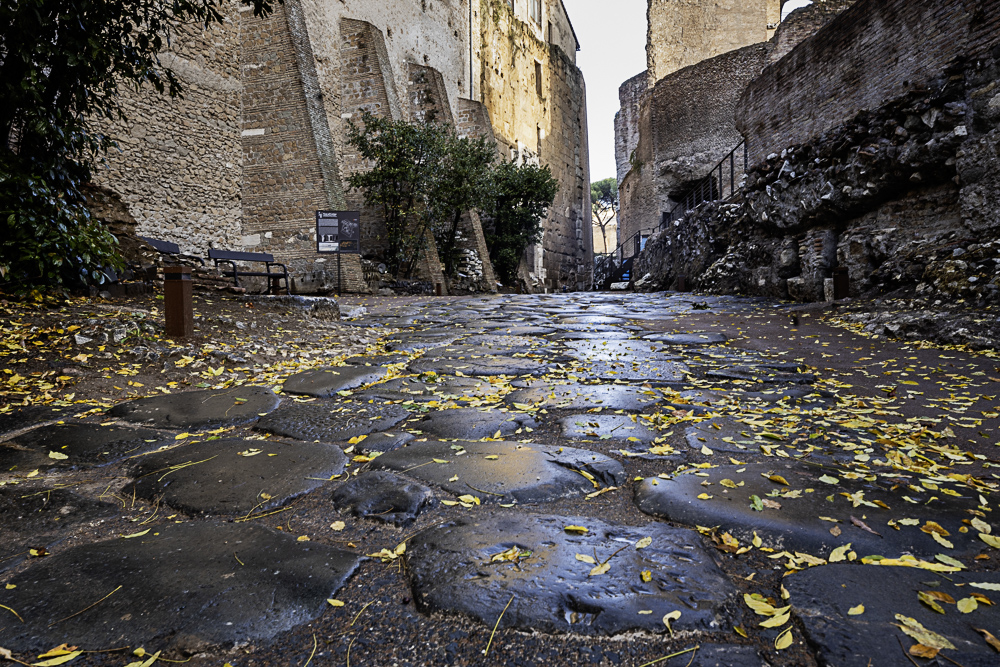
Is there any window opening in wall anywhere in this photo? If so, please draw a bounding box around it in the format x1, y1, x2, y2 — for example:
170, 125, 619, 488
508, 0, 514, 11
537, 124, 543, 157
530, 0, 541, 25
535, 60, 543, 97
548, 20, 553, 43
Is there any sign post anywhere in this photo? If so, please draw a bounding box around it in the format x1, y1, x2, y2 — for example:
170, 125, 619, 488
316, 211, 361, 294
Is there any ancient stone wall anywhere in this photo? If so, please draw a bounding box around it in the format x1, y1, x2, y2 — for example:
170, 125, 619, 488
738, 0, 976, 165
90, 0, 588, 293
90, 2, 244, 256
479, 0, 592, 291
634, 0, 1000, 315
617, 43, 771, 247
646, 0, 779, 84
614, 72, 646, 186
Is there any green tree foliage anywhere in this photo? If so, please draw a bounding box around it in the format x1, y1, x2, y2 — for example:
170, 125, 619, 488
590, 177, 618, 253
480, 161, 560, 285
427, 134, 497, 277
345, 112, 447, 276
0, 0, 278, 289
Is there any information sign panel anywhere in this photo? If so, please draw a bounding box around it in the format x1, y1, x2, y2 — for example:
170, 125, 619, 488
316, 211, 361, 254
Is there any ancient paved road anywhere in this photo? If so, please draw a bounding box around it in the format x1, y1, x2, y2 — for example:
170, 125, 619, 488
2, 292, 1000, 667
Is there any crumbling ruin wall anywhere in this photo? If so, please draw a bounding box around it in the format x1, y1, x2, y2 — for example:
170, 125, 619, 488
635, 0, 1000, 316
614, 72, 646, 185
617, 43, 771, 246
768, 0, 858, 65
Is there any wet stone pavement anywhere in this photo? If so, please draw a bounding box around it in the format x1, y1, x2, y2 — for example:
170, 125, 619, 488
2, 292, 1000, 667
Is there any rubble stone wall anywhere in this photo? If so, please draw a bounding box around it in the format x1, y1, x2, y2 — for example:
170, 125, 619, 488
768, 0, 858, 65
614, 72, 647, 186
90, 2, 244, 256
634, 0, 1000, 316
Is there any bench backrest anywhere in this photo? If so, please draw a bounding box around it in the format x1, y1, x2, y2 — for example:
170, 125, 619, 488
208, 249, 275, 262
141, 236, 181, 254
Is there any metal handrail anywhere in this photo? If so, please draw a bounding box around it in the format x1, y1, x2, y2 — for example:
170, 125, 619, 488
592, 140, 748, 289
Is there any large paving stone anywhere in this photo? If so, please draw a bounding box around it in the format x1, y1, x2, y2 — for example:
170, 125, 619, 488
547, 330, 635, 341
408, 357, 551, 377
355, 431, 415, 453
361, 376, 502, 402
635, 462, 988, 558
406, 513, 733, 636
561, 414, 660, 443
0, 406, 68, 437
563, 339, 661, 362
331, 471, 436, 526
684, 418, 759, 454
283, 366, 388, 397
384, 332, 460, 352
128, 438, 347, 515
585, 358, 690, 384
0, 488, 119, 573
374, 441, 626, 504
108, 386, 281, 429
254, 400, 409, 442
706, 366, 813, 384
787, 564, 1000, 667
642, 332, 728, 345
415, 408, 537, 440
504, 383, 662, 411
0, 521, 359, 652
0, 423, 168, 470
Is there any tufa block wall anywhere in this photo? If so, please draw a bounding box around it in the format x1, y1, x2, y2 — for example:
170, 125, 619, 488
646, 0, 779, 84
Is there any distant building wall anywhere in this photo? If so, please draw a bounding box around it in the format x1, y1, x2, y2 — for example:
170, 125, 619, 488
646, 0, 779, 84
90, 0, 590, 292
615, 72, 647, 185
479, 0, 591, 290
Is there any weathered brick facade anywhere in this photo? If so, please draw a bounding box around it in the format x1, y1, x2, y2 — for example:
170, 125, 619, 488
91, 0, 590, 293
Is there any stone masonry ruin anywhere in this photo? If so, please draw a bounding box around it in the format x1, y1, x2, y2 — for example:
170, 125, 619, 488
618, 0, 1000, 327
90, 0, 592, 294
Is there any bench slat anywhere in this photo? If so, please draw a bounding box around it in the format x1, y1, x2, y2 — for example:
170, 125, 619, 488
140, 236, 181, 254
209, 249, 276, 262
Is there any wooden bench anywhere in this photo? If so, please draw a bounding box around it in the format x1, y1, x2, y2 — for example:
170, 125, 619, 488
208, 249, 289, 294
139, 236, 206, 266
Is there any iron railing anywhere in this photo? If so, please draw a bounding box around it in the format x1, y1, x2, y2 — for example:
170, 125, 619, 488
592, 140, 748, 290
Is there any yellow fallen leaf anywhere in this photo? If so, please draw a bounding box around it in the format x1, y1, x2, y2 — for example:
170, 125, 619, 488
662, 610, 681, 637
958, 597, 978, 613
848, 604, 864, 615
775, 628, 793, 650
769, 475, 789, 486
700, 445, 713, 456
564, 525, 589, 534
909, 645, 939, 660
975, 627, 1000, 652
641, 570, 652, 582
575, 554, 597, 564
590, 562, 610, 576
484, 455, 499, 460
330, 521, 345, 531
32, 651, 83, 666
297, 535, 310, 542
980, 534, 1000, 549
760, 611, 790, 628
327, 599, 345, 607
697, 493, 713, 500
829, 543, 852, 563
432, 458, 449, 464
744, 594, 777, 616
121, 529, 150, 539
47, 451, 68, 460
635, 537, 652, 549
894, 614, 955, 650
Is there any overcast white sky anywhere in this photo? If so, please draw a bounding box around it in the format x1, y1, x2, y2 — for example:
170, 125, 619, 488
568, 0, 813, 184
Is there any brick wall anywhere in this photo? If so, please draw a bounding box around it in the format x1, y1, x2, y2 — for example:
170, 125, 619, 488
738, 0, 978, 165
617, 43, 771, 247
